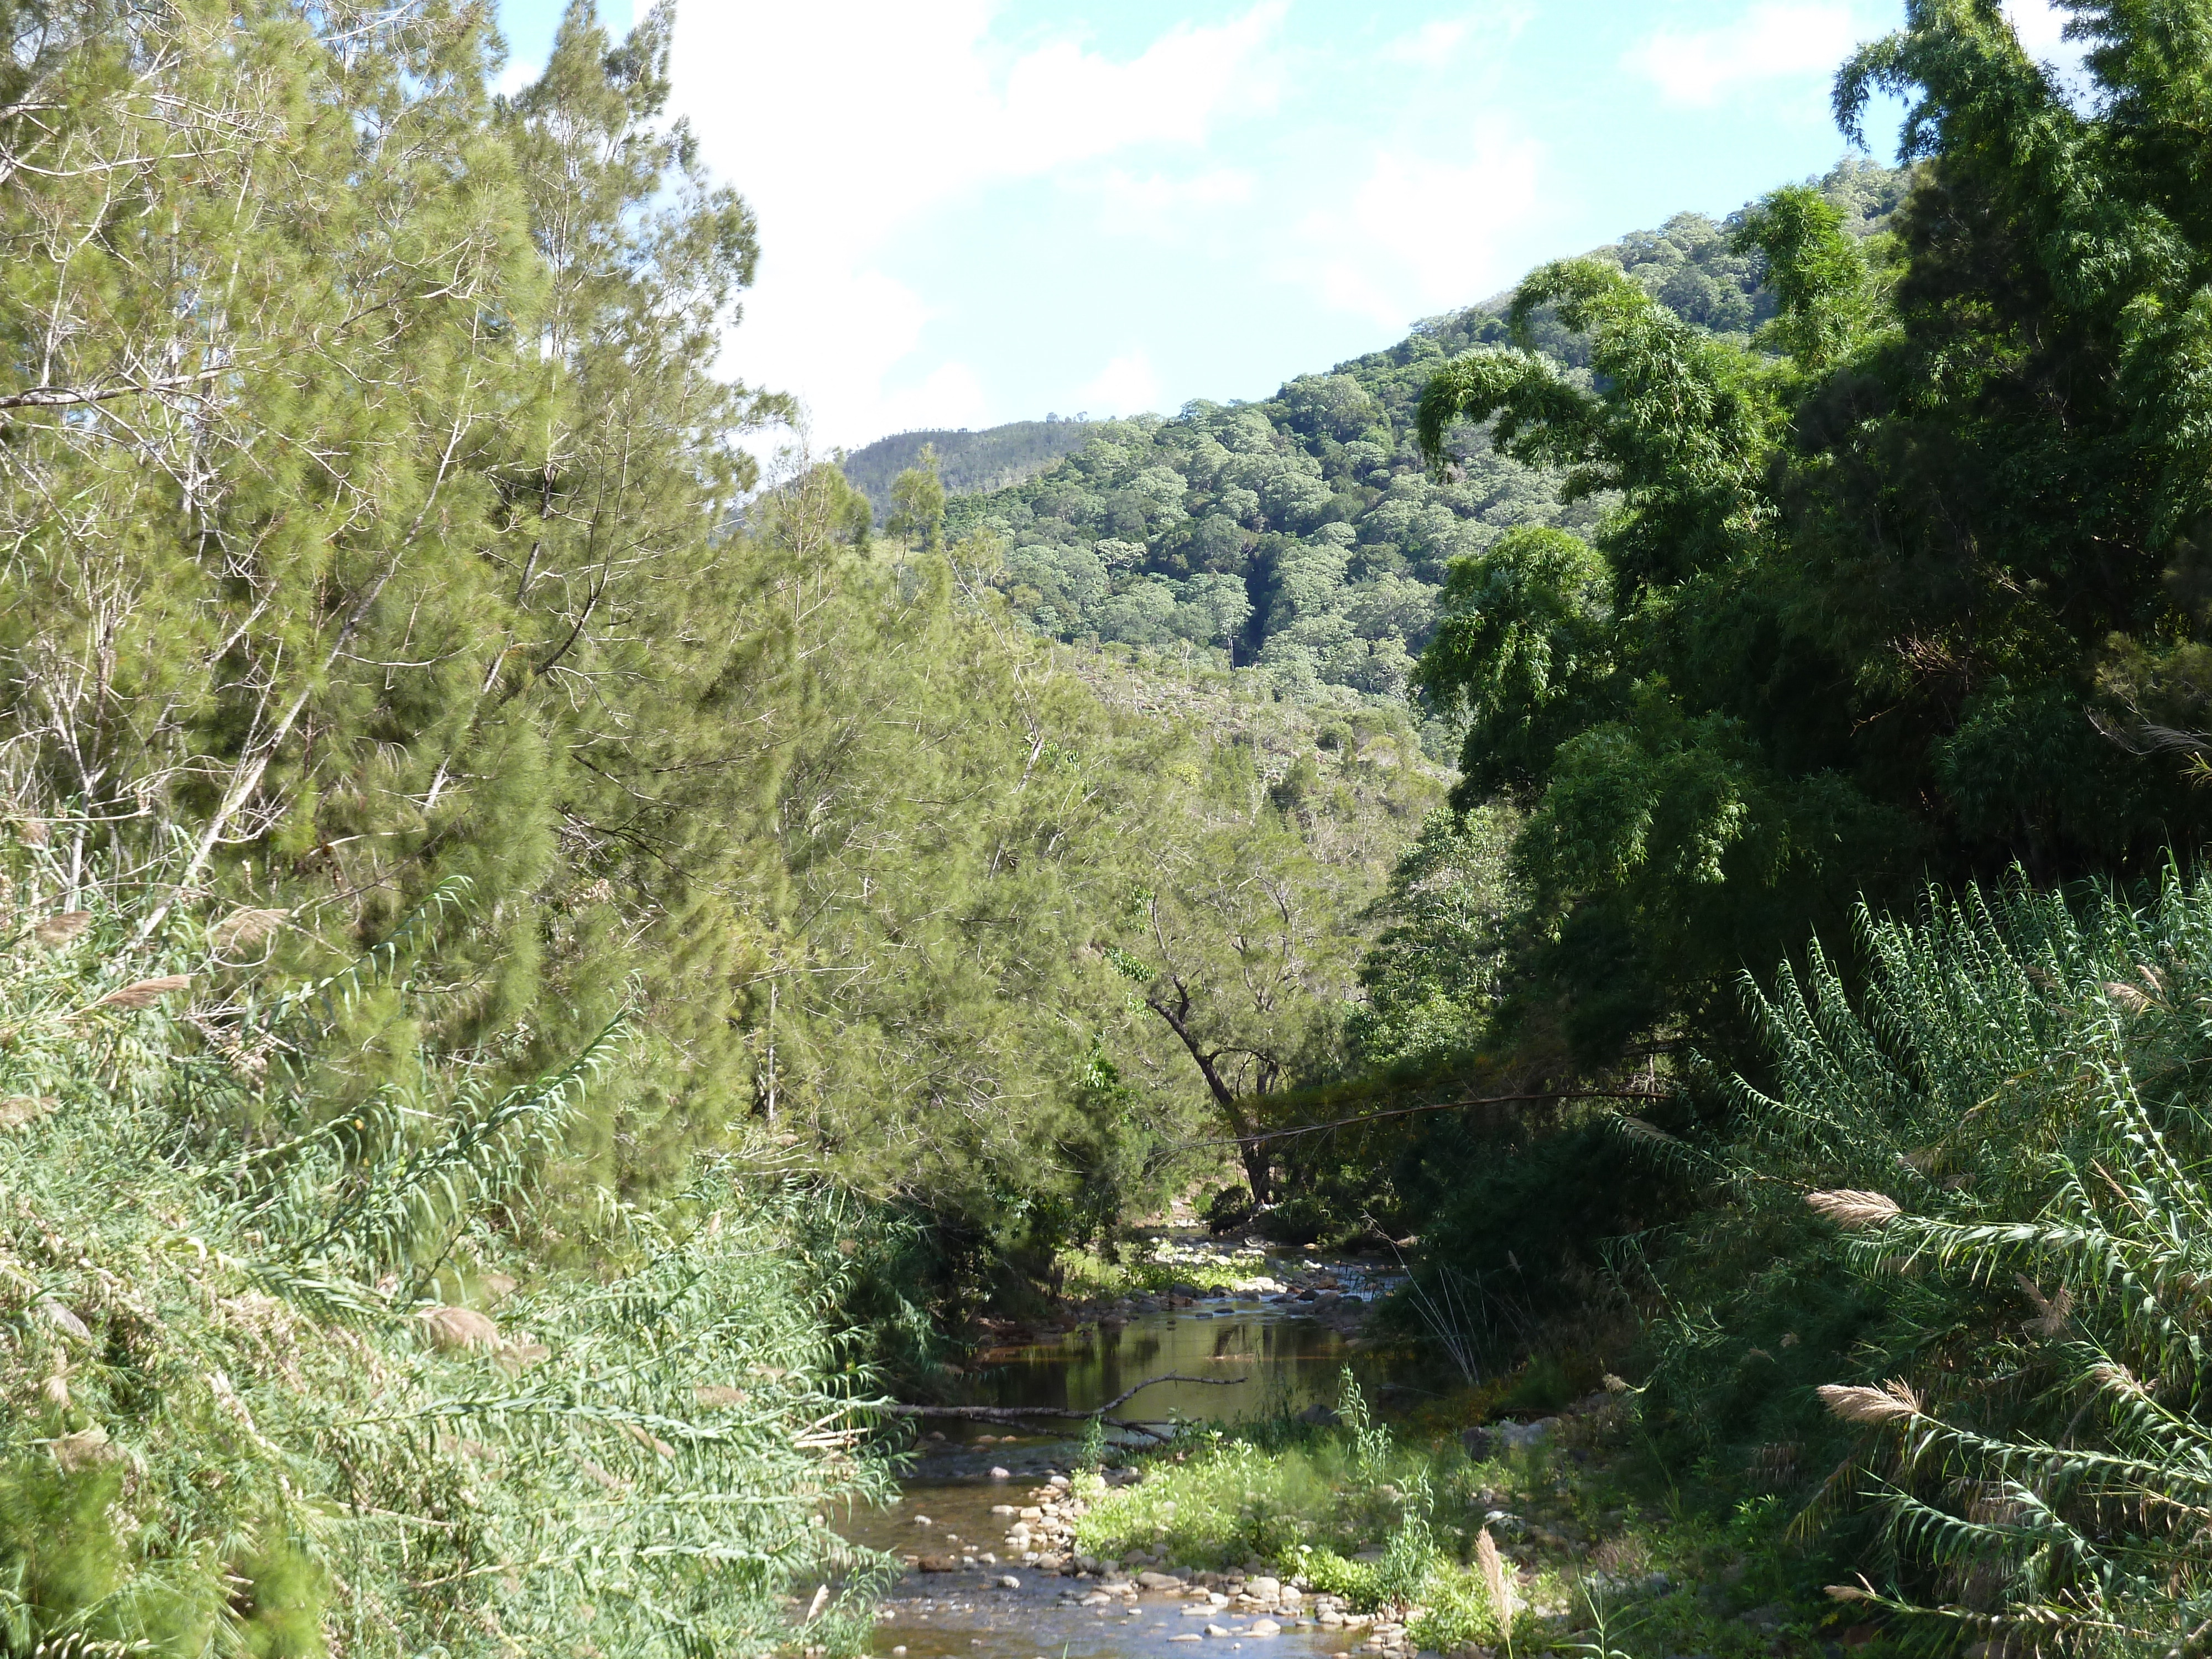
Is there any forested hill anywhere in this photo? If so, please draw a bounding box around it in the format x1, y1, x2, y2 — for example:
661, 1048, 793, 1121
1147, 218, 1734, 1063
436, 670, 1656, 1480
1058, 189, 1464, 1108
841, 418, 1097, 518
945, 159, 1906, 725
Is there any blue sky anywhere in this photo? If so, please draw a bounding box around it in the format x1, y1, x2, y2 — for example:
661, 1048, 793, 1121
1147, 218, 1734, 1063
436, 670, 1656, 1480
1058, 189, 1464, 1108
494, 1, 2075, 452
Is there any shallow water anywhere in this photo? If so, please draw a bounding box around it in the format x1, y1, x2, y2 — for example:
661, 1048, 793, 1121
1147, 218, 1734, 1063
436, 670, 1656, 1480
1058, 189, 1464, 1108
836, 1248, 1412, 1659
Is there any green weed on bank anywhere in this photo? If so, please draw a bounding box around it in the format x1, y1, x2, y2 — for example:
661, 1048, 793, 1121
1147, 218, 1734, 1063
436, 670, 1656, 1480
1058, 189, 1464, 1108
0, 868, 896, 1658
1070, 1374, 1897, 1657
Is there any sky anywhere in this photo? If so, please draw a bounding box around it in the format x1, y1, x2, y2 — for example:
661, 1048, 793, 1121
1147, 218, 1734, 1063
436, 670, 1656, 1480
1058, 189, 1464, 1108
493, 0, 2081, 454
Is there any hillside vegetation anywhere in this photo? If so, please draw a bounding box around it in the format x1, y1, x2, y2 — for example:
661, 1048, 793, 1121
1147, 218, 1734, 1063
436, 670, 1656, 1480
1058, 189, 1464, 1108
0, 1, 1425, 1648
839, 420, 1097, 520
943, 163, 1906, 728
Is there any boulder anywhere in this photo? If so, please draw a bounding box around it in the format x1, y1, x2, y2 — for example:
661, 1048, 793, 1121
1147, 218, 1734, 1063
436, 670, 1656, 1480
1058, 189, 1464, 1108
1497, 1417, 1558, 1451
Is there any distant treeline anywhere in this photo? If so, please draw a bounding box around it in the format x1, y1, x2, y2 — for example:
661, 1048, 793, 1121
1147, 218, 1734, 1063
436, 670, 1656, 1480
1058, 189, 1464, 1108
840, 418, 1097, 519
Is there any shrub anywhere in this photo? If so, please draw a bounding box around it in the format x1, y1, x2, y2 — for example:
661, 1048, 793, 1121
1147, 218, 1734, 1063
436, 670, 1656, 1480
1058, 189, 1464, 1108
0, 873, 895, 1656
1652, 873, 2212, 1651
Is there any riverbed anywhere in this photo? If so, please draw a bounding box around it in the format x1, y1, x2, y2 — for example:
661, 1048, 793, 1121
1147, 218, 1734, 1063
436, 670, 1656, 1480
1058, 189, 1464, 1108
836, 1242, 1413, 1659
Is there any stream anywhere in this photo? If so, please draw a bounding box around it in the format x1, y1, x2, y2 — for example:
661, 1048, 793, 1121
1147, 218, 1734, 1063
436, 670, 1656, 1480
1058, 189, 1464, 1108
834, 1240, 1417, 1659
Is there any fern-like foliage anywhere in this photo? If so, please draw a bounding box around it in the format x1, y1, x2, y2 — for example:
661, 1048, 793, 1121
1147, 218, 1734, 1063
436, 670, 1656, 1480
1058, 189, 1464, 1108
1663, 872, 2212, 1653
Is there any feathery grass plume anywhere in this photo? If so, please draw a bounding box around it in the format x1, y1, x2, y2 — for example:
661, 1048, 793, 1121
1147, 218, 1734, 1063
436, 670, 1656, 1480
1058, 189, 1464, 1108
1475, 1525, 1513, 1638
208, 906, 288, 952
0, 873, 898, 1657
0, 1093, 51, 1127
2013, 1275, 2072, 1339
2102, 979, 2152, 1014
30, 911, 88, 947
1804, 1189, 1901, 1228
1818, 1381, 1922, 1426
91, 974, 190, 1009
418, 1305, 500, 1352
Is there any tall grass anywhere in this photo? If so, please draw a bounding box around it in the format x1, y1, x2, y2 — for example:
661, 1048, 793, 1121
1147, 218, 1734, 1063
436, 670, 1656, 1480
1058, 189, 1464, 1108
1652, 872, 2212, 1653
0, 851, 894, 1657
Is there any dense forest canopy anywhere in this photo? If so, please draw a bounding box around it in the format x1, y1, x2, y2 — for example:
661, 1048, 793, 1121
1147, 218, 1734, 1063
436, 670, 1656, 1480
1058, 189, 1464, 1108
933, 163, 1908, 734
1410, 1, 2212, 1071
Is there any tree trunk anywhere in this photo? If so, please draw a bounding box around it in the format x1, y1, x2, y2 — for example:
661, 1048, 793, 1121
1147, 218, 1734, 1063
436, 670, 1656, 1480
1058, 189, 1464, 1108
1235, 1129, 1272, 1210
1147, 984, 1271, 1207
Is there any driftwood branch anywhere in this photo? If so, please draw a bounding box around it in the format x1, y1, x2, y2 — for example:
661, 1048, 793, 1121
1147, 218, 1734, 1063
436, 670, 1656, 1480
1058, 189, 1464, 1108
876, 1373, 1248, 1432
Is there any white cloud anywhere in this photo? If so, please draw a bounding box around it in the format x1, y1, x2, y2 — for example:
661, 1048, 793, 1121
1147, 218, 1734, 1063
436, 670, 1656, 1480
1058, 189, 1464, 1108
1380, 19, 1470, 65
1626, 3, 1859, 107
671, 1, 1288, 447
1094, 167, 1254, 238
2002, 0, 2096, 107
2002, 0, 2070, 57
492, 56, 540, 98
862, 361, 996, 440
1290, 130, 1545, 330
999, 6, 1288, 167
1076, 349, 1166, 418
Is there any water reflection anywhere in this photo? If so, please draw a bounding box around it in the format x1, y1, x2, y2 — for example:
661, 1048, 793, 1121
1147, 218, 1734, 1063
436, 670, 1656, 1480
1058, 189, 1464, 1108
959, 1304, 1379, 1431
845, 1280, 1403, 1659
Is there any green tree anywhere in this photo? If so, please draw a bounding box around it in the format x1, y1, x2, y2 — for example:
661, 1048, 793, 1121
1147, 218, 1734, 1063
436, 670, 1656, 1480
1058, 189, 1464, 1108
1344, 806, 1517, 1071
1409, 0, 2212, 1069
886, 441, 947, 551
1114, 765, 1370, 1206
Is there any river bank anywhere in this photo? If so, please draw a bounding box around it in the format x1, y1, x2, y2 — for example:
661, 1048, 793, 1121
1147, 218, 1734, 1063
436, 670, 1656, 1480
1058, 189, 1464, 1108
830, 1233, 1882, 1659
